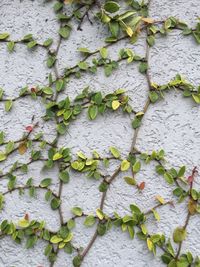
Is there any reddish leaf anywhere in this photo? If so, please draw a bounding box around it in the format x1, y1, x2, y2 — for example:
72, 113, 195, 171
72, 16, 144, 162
188, 175, 193, 184
31, 87, 37, 93
25, 125, 33, 132
138, 181, 145, 190
24, 213, 29, 220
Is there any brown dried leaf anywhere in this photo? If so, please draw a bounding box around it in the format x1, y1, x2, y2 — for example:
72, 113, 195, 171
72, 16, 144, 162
18, 142, 27, 155
188, 199, 197, 215
142, 17, 154, 24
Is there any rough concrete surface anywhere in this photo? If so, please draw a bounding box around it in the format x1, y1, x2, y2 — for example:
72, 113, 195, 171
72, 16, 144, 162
0, 0, 200, 266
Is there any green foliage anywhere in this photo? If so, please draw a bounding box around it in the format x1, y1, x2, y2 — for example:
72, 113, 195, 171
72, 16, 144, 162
0, 1, 199, 267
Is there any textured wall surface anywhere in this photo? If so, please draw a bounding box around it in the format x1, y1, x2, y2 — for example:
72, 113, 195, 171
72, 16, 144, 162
0, 0, 200, 266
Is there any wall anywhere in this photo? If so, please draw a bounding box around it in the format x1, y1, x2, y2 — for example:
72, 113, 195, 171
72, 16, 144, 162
0, 0, 200, 266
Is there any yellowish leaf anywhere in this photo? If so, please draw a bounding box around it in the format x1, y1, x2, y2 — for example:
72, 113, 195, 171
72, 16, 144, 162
121, 159, 130, 171
141, 223, 148, 235
53, 152, 63, 161
142, 17, 154, 24
58, 242, 65, 249
96, 208, 104, 220
18, 218, 29, 228
126, 27, 133, 37
155, 195, 165, 204
147, 238, 153, 251
152, 209, 160, 221
50, 235, 63, 244
112, 100, 120, 110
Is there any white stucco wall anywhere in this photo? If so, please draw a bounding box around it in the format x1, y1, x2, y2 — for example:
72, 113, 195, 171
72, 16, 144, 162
0, 0, 200, 266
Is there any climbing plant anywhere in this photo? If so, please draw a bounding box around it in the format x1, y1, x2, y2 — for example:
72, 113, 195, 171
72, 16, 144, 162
0, 0, 200, 266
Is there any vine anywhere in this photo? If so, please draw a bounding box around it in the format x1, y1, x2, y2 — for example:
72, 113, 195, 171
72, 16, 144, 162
0, 0, 200, 266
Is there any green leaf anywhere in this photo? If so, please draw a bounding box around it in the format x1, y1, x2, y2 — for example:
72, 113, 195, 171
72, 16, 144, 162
147, 35, 155, 47
109, 21, 120, 37
168, 260, 177, 267
130, 204, 141, 214
56, 79, 64, 92
192, 94, 200, 104
27, 40, 37, 49
23, 34, 33, 41
59, 171, 69, 183
88, 105, 98, 120
43, 38, 53, 47
104, 1, 120, 13
121, 159, 130, 171
71, 207, 83, 216
0, 132, 4, 145
128, 225, 135, 239
94, 92, 102, 105
124, 176, 136, 186
97, 223, 107, 236
8, 176, 16, 190
0, 194, 4, 211
0, 88, 3, 100
132, 117, 142, 129
47, 56, 56, 68
29, 187, 36, 197
193, 31, 200, 44
7, 41, 15, 52
0, 152, 6, 162
59, 26, 71, 39
5, 141, 14, 154
139, 62, 148, 73
50, 198, 61, 210
100, 47, 108, 59
164, 172, 174, 184
78, 47, 90, 54
109, 146, 120, 158
40, 178, 52, 188
0, 33, 9, 40
132, 161, 141, 173
149, 91, 159, 103
164, 18, 172, 30
57, 123, 67, 135
173, 227, 187, 243
104, 64, 113, 76
78, 61, 88, 70
45, 190, 52, 201
67, 219, 75, 230
5, 100, 13, 112
173, 187, 184, 197
178, 166, 186, 177
54, 2, 63, 12
84, 215, 96, 227
26, 236, 37, 249
73, 255, 82, 267
42, 87, 53, 95
44, 244, 52, 256
99, 182, 108, 192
